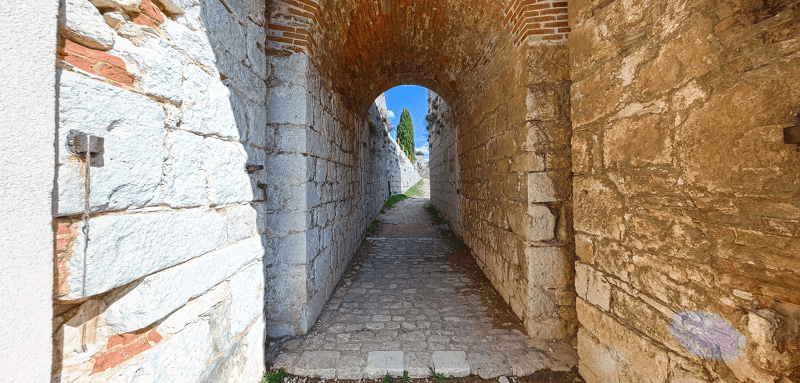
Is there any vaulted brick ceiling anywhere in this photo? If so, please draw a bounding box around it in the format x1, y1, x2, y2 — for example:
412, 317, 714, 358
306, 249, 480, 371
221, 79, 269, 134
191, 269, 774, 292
267, 0, 519, 111
315, 0, 513, 110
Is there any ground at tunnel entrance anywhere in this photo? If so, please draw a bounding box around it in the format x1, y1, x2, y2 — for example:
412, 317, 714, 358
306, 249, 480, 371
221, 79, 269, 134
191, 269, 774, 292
268, 178, 580, 381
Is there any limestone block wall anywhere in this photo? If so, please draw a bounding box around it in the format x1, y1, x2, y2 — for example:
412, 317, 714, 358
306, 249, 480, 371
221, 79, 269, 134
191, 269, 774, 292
53, 0, 268, 381
570, 0, 800, 381
371, 94, 423, 197
427, 91, 460, 234
262, 52, 419, 337
455, 43, 575, 341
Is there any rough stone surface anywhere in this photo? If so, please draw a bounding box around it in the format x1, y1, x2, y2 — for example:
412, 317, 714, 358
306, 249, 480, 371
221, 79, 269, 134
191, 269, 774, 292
295, 351, 340, 379
103, 237, 263, 334
59, 0, 116, 50
112, 37, 183, 103
56, 70, 165, 216
89, 0, 142, 12
432, 351, 470, 378
53, 0, 269, 380
365, 351, 404, 378
571, 0, 800, 380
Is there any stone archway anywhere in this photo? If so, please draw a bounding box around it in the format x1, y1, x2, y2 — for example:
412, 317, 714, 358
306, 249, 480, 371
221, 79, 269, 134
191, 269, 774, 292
264, 0, 577, 341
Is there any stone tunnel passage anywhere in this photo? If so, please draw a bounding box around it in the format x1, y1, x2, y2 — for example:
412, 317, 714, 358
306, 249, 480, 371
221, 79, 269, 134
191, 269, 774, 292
268, 178, 578, 379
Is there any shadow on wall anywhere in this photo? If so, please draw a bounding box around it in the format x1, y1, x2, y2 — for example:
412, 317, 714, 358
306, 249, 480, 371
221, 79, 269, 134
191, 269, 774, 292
52, 0, 270, 381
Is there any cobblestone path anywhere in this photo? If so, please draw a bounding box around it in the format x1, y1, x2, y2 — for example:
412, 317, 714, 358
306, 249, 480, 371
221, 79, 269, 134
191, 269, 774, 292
270, 179, 578, 379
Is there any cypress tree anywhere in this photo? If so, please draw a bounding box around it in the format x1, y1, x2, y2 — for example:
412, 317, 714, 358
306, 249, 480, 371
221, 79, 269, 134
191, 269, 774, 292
396, 109, 416, 163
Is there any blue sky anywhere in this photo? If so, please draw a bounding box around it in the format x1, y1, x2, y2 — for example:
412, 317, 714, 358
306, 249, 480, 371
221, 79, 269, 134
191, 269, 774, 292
383, 85, 430, 159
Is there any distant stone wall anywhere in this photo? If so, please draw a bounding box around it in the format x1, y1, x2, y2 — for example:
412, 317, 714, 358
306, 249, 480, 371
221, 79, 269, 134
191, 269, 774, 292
371, 94, 423, 196
53, 0, 268, 381
427, 91, 460, 234
570, 0, 800, 381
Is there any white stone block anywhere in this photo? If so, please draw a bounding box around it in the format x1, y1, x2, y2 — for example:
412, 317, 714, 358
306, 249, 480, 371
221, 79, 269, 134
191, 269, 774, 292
162, 130, 206, 208
57, 70, 165, 216
89, 0, 142, 12
228, 260, 265, 337
113, 37, 183, 103
62, 208, 227, 300
181, 64, 241, 140
366, 351, 404, 378
265, 83, 308, 125
528, 172, 558, 203
202, 0, 246, 61
527, 246, 569, 288
432, 351, 470, 378
204, 137, 254, 205
295, 351, 340, 379
161, 20, 217, 71
225, 204, 258, 243
586, 271, 612, 311
575, 262, 589, 300
158, 282, 228, 335
246, 100, 269, 147
527, 205, 556, 241
59, 0, 116, 50
246, 19, 267, 80
104, 236, 263, 333
104, 320, 213, 382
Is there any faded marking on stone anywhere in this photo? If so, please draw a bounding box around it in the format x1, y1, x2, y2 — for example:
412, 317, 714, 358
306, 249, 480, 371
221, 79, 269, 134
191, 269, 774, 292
670, 311, 745, 361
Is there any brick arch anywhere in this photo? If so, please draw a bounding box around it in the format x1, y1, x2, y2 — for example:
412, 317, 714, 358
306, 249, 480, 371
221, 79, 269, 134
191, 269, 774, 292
267, 0, 567, 112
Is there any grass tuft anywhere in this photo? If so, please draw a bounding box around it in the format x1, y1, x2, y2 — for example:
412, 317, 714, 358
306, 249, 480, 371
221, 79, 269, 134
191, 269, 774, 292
383, 179, 423, 210
261, 368, 286, 383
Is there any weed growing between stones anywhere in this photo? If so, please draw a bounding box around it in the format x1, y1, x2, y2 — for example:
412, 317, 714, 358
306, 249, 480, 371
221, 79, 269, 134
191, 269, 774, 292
430, 368, 446, 383
262, 368, 287, 383
367, 221, 378, 234
383, 375, 393, 383
383, 179, 424, 210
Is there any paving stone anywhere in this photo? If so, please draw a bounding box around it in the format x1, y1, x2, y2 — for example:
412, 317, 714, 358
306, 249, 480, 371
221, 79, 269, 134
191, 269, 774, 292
505, 349, 547, 376
365, 351, 404, 378
467, 351, 512, 379
294, 351, 339, 378
337, 352, 367, 379
432, 351, 470, 377
405, 351, 432, 377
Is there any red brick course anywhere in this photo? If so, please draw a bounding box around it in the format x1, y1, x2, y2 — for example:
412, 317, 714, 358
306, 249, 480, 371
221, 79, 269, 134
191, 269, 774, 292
91, 329, 163, 374
504, 0, 569, 45
61, 40, 134, 88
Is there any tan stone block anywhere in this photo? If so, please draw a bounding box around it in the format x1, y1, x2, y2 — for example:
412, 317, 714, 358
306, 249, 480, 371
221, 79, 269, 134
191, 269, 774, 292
573, 176, 626, 241
577, 298, 670, 382
603, 114, 672, 168
575, 234, 594, 264
571, 61, 624, 127
638, 16, 716, 99
570, 132, 593, 174
527, 246, 571, 289
675, 63, 800, 196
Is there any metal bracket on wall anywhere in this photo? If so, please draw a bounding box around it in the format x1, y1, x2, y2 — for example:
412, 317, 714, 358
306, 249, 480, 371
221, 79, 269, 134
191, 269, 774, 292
246, 164, 264, 173
66, 130, 105, 167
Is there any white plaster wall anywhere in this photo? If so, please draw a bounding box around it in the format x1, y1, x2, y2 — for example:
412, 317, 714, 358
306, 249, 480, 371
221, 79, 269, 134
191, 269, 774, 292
0, 2, 58, 382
